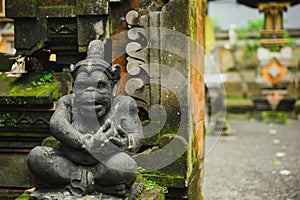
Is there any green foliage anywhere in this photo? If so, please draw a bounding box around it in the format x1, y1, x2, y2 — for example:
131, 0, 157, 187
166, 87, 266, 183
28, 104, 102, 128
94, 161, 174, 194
138, 166, 146, 173
246, 112, 256, 120
268, 45, 280, 52
31, 73, 53, 87
15, 192, 30, 200
211, 15, 224, 34
244, 41, 261, 57
235, 18, 296, 56
236, 18, 263, 57
109, 16, 114, 35
145, 180, 157, 191
261, 111, 288, 124
162, 186, 168, 194
205, 128, 210, 136
247, 18, 264, 34
144, 179, 168, 194
236, 27, 248, 40
237, 18, 263, 40
283, 32, 296, 47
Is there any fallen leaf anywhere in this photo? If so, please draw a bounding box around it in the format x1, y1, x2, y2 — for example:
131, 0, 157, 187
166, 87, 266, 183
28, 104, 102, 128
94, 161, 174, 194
269, 129, 277, 135
273, 139, 280, 144
25, 187, 35, 193
274, 160, 281, 165
279, 170, 290, 175
275, 152, 285, 158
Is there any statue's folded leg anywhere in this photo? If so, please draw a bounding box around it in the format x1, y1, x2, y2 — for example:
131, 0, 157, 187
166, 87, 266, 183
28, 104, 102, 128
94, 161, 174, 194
94, 152, 138, 196
27, 146, 81, 187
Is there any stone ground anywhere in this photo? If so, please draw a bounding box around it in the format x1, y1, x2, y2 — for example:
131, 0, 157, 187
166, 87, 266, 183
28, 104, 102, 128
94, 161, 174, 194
203, 119, 300, 200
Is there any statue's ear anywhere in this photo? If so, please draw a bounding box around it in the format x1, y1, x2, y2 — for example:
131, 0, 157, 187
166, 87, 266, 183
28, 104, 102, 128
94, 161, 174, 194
112, 64, 121, 95
112, 64, 121, 82
70, 64, 75, 73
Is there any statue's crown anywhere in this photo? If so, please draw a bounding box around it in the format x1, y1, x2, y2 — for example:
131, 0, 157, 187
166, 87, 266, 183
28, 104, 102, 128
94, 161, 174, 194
71, 40, 120, 83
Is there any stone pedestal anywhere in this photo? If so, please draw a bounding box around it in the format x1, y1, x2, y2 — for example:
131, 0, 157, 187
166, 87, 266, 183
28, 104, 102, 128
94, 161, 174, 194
17, 180, 165, 200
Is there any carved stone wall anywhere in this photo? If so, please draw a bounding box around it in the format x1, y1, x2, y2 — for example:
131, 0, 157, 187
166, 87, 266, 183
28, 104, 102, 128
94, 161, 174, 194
118, 0, 205, 199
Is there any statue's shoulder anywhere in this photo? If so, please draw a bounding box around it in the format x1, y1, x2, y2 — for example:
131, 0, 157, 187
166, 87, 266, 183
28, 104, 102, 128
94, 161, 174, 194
112, 95, 137, 108
112, 95, 138, 116
56, 94, 74, 108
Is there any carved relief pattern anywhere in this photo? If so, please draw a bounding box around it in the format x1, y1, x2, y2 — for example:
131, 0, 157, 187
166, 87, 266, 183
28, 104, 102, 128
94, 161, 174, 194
0, 111, 52, 130
125, 10, 161, 110
125, 10, 150, 95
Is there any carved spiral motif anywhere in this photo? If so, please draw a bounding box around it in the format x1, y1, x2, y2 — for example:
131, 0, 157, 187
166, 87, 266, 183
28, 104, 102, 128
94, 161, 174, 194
102, 10, 226, 172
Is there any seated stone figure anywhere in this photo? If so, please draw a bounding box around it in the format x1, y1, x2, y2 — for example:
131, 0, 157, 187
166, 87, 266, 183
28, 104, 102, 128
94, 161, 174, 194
27, 40, 143, 198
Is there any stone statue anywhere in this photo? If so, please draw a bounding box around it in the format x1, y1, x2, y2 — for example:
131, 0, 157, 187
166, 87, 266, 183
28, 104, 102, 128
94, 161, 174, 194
27, 40, 143, 199
5, 56, 27, 78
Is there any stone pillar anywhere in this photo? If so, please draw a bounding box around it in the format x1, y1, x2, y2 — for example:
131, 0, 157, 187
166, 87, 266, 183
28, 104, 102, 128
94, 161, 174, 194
116, 0, 206, 199
188, 0, 205, 199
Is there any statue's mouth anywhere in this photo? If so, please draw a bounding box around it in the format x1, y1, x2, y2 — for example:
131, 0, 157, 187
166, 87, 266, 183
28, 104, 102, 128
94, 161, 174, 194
79, 101, 104, 109
78, 100, 108, 117
95, 104, 103, 111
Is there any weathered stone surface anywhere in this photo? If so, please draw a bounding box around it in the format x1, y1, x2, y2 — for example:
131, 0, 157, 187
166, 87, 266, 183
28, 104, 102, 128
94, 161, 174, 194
0, 153, 34, 188
6, 0, 109, 18
5, 0, 38, 18
6, 0, 109, 64
29, 181, 144, 200
0, 53, 17, 72
139, 188, 164, 200
16, 180, 165, 200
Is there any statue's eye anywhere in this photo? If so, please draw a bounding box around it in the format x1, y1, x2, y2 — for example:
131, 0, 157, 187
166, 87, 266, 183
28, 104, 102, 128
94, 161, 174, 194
75, 82, 88, 91
97, 81, 107, 89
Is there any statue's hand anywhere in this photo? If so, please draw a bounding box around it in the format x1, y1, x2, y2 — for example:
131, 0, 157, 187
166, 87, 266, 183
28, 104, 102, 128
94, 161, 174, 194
94, 119, 129, 149
81, 133, 95, 151
109, 125, 128, 149
94, 119, 117, 141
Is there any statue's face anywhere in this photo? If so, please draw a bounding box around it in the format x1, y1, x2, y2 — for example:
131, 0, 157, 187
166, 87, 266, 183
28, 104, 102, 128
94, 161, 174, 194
73, 71, 112, 119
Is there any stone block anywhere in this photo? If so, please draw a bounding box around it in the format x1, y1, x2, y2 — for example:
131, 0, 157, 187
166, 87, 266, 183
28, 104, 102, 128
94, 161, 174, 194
0, 153, 34, 188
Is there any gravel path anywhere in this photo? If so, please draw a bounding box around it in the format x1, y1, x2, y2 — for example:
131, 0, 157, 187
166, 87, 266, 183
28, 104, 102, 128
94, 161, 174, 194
203, 119, 300, 200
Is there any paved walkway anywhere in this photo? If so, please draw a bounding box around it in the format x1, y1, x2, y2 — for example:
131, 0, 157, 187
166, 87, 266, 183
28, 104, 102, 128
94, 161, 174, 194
203, 119, 300, 200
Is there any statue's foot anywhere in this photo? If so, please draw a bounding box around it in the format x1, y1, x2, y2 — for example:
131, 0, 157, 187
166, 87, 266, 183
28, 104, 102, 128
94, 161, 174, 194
96, 183, 129, 197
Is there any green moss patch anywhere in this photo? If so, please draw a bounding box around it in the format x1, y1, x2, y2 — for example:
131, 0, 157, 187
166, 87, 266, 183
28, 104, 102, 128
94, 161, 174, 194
0, 73, 59, 105
225, 97, 253, 106
15, 192, 30, 200
261, 111, 289, 124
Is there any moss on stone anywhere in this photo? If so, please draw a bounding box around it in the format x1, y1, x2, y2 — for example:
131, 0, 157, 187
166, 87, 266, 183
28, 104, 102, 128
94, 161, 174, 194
9, 82, 59, 97
140, 174, 185, 189
15, 192, 30, 200
0, 132, 44, 137
0, 73, 60, 105
261, 111, 289, 124
42, 136, 61, 149
136, 175, 166, 200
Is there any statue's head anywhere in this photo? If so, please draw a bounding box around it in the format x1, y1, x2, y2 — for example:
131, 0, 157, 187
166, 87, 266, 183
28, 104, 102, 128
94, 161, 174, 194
72, 40, 120, 119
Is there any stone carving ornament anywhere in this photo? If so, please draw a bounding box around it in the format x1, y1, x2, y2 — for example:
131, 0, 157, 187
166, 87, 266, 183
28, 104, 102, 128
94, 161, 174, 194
27, 40, 143, 199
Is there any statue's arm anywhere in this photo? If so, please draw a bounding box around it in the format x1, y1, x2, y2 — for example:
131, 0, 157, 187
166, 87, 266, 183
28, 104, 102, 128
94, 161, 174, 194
114, 96, 144, 152
126, 104, 143, 152
50, 95, 83, 149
